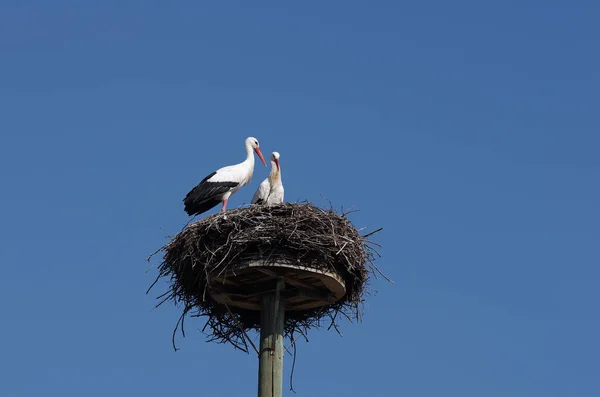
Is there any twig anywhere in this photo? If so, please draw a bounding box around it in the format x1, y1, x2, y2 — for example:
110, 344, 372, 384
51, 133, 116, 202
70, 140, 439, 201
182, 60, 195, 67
146, 273, 162, 294
335, 242, 348, 255
223, 301, 260, 356
146, 246, 164, 262
172, 310, 187, 352
284, 331, 306, 356
372, 264, 394, 283
362, 227, 383, 238
289, 332, 298, 394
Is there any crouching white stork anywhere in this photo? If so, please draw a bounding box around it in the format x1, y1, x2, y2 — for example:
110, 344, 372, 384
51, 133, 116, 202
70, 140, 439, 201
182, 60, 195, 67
251, 151, 284, 206
184, 137, 267, 216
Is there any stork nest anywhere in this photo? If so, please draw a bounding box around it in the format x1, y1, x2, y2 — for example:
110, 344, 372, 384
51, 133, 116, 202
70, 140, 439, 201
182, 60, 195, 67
147, 202, 385, 352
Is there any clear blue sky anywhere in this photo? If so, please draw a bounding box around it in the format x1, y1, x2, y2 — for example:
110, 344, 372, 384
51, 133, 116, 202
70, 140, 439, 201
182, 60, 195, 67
1, 1, 599, 396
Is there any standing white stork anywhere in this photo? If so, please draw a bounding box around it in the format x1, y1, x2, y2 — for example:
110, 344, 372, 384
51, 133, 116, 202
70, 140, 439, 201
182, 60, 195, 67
251, 151, 284, 206
184, 137, 267, 216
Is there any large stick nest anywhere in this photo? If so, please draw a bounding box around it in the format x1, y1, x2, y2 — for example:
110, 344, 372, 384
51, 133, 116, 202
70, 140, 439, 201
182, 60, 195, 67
147, 202, 384, 352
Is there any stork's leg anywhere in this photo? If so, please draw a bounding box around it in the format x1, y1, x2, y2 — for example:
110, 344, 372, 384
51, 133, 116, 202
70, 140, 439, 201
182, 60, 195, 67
221, 198, 228, 212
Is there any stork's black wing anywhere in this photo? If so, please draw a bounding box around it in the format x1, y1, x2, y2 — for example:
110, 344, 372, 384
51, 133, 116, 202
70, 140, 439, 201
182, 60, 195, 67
183, 172, 238, 216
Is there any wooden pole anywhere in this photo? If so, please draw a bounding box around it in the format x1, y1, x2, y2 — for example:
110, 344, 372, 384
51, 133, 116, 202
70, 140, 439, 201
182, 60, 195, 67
258, 277, 285, 397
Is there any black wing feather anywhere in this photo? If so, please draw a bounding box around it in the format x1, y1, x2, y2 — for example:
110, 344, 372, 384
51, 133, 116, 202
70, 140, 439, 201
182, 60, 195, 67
183, 171, 239, 216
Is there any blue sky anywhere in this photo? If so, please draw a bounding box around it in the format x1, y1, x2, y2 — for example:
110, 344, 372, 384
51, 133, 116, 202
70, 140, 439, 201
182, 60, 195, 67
1, 1, 599, 396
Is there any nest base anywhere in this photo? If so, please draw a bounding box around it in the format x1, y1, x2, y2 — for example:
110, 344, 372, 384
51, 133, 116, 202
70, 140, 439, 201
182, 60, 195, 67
210, 259, 346, 311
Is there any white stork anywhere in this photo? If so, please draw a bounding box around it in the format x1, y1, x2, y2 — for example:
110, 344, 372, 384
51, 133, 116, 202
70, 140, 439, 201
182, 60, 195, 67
184, 137, 267, 216
251, 151, 284, 206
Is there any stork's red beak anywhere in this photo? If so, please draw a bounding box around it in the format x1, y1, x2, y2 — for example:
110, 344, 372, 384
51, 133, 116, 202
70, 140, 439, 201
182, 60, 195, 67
255, 147, 267, 166
274, 158, 280, 171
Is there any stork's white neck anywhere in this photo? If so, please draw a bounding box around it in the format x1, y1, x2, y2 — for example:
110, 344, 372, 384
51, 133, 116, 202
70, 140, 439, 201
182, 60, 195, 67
240, 142, 255, 185
269, 160, 281, 182
244, 143, 255, 165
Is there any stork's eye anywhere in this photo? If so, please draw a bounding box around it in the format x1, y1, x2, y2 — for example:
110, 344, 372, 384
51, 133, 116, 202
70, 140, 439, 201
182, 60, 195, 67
254, 140, 259, 146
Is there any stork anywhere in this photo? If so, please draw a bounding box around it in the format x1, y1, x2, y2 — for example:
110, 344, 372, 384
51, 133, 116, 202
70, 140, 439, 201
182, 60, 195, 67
251, 151, 284, 206
183, 137, 267, 216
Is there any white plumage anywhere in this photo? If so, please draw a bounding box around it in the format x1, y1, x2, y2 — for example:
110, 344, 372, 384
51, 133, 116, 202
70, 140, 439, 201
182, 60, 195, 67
184, 137, 267, 216
251, 151, 284, 206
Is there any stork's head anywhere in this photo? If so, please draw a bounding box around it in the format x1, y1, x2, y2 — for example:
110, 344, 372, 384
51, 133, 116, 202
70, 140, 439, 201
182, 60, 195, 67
271, 151, 280, 171
246, 136, 267, 166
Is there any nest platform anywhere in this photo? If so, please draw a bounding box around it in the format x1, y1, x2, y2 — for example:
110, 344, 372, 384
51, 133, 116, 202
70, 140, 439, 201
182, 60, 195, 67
148, 202, 382, 351
210, 258, 346, 311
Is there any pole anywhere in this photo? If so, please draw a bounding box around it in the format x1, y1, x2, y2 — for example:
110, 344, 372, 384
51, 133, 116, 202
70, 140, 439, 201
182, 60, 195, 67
258, 277, 285, 397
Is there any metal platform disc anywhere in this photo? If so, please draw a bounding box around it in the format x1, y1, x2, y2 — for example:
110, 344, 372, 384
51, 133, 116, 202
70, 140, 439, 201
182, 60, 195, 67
209, 260, 346, 311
